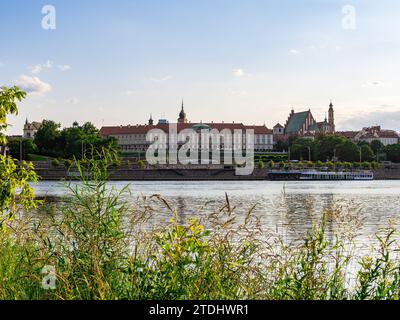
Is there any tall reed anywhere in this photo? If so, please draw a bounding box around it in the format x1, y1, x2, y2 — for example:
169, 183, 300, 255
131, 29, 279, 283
1, 155, 400, 300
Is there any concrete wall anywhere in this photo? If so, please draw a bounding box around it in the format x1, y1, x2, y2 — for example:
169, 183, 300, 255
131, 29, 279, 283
30, 161, 400, 181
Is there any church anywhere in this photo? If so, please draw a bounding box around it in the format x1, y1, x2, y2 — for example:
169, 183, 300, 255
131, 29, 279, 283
274, 102, 335, 141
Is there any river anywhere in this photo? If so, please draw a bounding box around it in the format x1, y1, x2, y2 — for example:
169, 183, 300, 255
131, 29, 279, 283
31, 180, 400, 251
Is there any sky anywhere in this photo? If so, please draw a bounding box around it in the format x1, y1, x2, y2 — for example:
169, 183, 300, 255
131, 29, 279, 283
1, 0, 400, 135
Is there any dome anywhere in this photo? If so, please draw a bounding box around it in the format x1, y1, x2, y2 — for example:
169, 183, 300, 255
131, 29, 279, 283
192, 123, 211, 132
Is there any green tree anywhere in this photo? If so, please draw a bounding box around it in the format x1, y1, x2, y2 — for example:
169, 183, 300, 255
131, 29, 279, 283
361, 145, 375, 162
314, 135, 344, 161
34, 120, 119, 160
370, 140, 384, 155
34, 120, 62, 157
0, 86, 39, 226
257, 160, 265, 169
291, 138, 314, 161
336, 140, 360, 162
268, 160, 275, 169
8, 138, 38, 160
385, 144, 400, 163
81, 122, 99, 135
274, 140, 289, 152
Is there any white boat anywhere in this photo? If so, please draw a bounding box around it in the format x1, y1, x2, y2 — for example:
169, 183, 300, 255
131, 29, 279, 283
299, 171, 374, 181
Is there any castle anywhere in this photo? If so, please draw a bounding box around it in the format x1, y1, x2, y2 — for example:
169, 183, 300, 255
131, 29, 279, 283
100, 101, 274, 153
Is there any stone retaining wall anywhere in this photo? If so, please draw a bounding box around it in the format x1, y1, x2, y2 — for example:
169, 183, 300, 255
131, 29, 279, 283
31, 161, 400, 181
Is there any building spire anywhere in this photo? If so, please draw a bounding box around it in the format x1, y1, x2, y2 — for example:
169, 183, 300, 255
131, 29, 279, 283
178, 99, 187, 124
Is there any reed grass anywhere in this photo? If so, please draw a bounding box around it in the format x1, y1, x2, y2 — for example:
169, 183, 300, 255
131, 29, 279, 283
1, 156, 400, 300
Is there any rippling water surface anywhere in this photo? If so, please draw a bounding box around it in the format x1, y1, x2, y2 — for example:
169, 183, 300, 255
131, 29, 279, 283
32, 180, 400, 249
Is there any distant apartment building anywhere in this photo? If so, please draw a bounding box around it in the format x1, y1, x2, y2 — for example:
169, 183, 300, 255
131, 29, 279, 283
337, 126, 399, 146
99, 102, 274, 153
23, 119, 42, 138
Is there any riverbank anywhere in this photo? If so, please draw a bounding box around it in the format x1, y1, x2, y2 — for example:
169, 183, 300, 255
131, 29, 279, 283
31, 162, 400, 181
4, 172, 400, 300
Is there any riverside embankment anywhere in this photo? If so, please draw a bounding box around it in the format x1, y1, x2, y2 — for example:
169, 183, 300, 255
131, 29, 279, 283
30, 162, 400, 181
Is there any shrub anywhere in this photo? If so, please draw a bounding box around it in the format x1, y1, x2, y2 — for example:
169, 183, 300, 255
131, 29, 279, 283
362, 161, 371, 169
307, 161, 314, 168
371, 161, 379, 169
51, 159, 60, 167
4, 155, 400, 300
112, 159, 121, 167
137, 160, 145, 168
64, 159, 73, 169
268, 160, 275, 169
344, 162, 352, 169
279, 161, 285, 169
258, 160, 265, 169
316, 160, 323, 168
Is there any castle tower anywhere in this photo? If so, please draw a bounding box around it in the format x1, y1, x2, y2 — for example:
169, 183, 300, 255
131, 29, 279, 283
328, 101, 335, 133
178, 100, 188, 124
148, 114, 154, 126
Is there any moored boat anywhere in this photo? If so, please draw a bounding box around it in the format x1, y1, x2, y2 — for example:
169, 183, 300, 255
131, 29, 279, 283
268, 170, 374, 181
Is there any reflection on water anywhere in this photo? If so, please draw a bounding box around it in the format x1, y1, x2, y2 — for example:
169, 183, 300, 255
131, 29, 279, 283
31, 180, 400, 249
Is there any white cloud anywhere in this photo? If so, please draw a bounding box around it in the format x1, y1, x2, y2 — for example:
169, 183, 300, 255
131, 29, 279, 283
232, 69, 246, 77
121, 90, 137, 96
362, 81, 393, 88
29, 60, 53, 74
339, 109, 400, 131
58, 64, 71, 71
150, 75, 173, 83
228, 89, 247, 97
289, 49, 301, 55
15, 75, 52, 96
67, 97, 79, 104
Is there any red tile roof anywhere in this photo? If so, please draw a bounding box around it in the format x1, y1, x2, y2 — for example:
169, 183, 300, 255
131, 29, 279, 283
100, 123, 272, 136
336, 131, 359, 139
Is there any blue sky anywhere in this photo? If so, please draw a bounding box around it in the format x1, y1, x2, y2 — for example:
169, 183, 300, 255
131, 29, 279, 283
1, 0, 400, 134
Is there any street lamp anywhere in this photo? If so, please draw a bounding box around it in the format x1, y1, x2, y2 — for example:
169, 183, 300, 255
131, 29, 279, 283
308, 146, 311, 162
20, 139, 23, 162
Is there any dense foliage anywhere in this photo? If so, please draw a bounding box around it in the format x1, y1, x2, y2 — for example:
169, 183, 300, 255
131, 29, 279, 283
33, 120, 118, 159
288, 135, 395, 162
0, 86, 40, 229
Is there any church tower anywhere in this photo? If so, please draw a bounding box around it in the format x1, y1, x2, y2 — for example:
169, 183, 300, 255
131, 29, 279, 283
328, 101, 335, 133
148, 114, 154, 126
178, 100, 188, 124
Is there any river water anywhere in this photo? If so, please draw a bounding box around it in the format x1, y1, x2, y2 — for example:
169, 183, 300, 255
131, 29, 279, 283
31, 180, 400, 251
